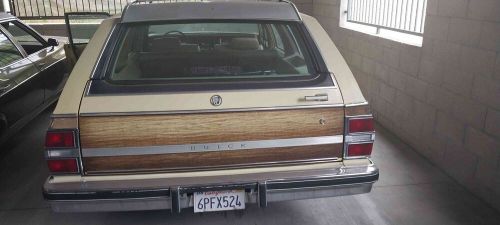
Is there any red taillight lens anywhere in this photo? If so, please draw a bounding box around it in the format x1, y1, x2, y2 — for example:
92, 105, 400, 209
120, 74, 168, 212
347, 143, 373, 157
45, 131, 75, 148
348, 117, 374, 133
47, 159, 78, 173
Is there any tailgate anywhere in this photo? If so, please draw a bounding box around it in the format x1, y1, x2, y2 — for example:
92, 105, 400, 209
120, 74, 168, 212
78, 88, 345, 174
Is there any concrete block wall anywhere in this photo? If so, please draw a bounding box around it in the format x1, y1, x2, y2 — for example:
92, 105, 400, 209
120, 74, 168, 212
308, 0, 500, 211
291, 0, 314, 15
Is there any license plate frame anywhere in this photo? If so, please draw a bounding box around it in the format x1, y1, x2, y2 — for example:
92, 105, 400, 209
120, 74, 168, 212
193, 190, 245, 213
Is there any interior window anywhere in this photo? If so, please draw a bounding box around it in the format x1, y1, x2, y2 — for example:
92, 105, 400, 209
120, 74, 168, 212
0, 31, 22, 67
109, 22, 314, 82
1, 21, 44, 55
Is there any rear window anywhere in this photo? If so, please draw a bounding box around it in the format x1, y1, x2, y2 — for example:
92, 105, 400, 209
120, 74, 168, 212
107, 21, 316, 82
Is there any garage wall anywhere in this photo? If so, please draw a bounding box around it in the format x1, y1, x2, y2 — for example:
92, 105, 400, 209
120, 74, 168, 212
307, 0, 500, 210
292, 0, 313, 15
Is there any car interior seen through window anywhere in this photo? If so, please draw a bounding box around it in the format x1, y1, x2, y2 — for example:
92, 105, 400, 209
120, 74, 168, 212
0, 31, 22, 67
110, 22, 314, 82
1, 21, 44, 55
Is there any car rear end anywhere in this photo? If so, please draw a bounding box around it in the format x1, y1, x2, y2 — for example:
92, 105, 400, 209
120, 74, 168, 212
43, 1, 378, 213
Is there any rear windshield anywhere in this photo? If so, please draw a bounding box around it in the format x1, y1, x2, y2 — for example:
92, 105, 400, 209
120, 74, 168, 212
107, 21, 316, 82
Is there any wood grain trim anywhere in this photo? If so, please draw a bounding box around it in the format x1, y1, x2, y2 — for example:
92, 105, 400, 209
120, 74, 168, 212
83, 143, 342, 173
345, 105, 371, 116
79, 107, 344, 148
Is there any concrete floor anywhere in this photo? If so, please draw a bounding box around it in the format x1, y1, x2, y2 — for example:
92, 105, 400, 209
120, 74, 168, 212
0, 106, 499, 225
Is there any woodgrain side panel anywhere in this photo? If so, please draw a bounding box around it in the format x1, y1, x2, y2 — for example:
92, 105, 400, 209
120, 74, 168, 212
79, 107, 344, 148
345, 105, 371, 116
83, 144, 342, 173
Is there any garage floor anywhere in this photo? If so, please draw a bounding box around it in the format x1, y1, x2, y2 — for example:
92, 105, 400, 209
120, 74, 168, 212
0, 106, 499, 225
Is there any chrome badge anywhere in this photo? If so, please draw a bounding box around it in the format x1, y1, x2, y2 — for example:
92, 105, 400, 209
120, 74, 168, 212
210, 95, 222, 106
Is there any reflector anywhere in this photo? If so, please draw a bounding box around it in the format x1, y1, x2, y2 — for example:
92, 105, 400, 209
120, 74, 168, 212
347, 143, 373, 157
45, 131, 75, 148
348, 118, 374, 133
47, 159, 78, 173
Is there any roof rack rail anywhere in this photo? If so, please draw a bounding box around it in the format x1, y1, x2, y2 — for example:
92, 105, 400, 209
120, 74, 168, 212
123, 0, 301, 21
130, 0, 292, 4
130, 0, 205, 4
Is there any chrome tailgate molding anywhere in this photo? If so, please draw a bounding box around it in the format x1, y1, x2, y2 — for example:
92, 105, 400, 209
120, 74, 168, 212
82, 135, 344, 157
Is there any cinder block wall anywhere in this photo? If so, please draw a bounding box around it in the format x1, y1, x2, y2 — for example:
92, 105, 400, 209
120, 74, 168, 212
304, 0, 500, 210
291, 0, 314, 15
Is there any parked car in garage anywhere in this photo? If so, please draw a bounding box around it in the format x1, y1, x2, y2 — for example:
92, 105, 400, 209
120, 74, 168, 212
43, 0, 378, 213
0, 13, 67, 146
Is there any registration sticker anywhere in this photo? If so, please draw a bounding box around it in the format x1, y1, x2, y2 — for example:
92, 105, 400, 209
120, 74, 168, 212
193, 190, 245, 213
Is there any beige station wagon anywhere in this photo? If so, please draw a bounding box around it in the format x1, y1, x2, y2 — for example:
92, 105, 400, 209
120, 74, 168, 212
43, 0, 378, 213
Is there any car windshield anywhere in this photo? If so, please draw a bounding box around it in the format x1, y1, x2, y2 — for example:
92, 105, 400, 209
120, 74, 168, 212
108, 21, 316, 82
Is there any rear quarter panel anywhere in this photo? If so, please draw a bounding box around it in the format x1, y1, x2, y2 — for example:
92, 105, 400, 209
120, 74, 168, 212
53, 18, 118, 116
301, 14, 367, 105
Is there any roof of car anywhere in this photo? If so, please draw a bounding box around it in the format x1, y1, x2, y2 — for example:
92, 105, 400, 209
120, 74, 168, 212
0, 13, 16, 21
121, 0, 301, 23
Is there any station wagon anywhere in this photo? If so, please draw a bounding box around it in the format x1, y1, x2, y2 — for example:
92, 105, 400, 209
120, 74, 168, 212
43, 0, 378, 213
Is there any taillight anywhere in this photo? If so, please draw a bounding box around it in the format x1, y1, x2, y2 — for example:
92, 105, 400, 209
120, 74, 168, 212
45, 131, 75, 148
348, 117, 374, 133
47, 159, 78, 173
45, 116, 80, 174
347, 143, 373, 157
344, 114, 375, 159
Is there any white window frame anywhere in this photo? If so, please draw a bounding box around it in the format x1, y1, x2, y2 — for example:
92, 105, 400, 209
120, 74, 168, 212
339, 0, 427, 47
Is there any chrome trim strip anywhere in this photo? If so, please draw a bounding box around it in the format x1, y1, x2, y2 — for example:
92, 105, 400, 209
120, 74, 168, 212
345, 133, 375, 143
36, 56, 66, 72
82, 135, 344, 157
46, 149, 80, 158
329, 72, 339, 88
86, 85, 338, 97
345, 102, 369, 107
79, 104, 345, 117
345, 114, 373, 118
51, 113, 78, 118
88, 24, 117, 82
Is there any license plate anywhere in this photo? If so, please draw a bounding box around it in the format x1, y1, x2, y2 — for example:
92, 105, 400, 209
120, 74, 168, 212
193, 190, 245, 213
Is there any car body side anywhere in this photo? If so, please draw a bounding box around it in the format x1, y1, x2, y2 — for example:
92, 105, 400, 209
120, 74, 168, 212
0, 14, 67, 145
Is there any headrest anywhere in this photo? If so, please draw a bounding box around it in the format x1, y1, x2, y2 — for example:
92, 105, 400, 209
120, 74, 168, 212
229, 37, 261, 50
149, 37, 181, 52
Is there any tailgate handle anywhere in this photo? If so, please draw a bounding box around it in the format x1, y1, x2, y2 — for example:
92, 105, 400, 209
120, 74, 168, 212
304, 94, 329, 102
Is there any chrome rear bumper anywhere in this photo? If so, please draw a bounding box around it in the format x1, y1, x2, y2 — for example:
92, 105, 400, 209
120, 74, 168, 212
43, 163, 378, 212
